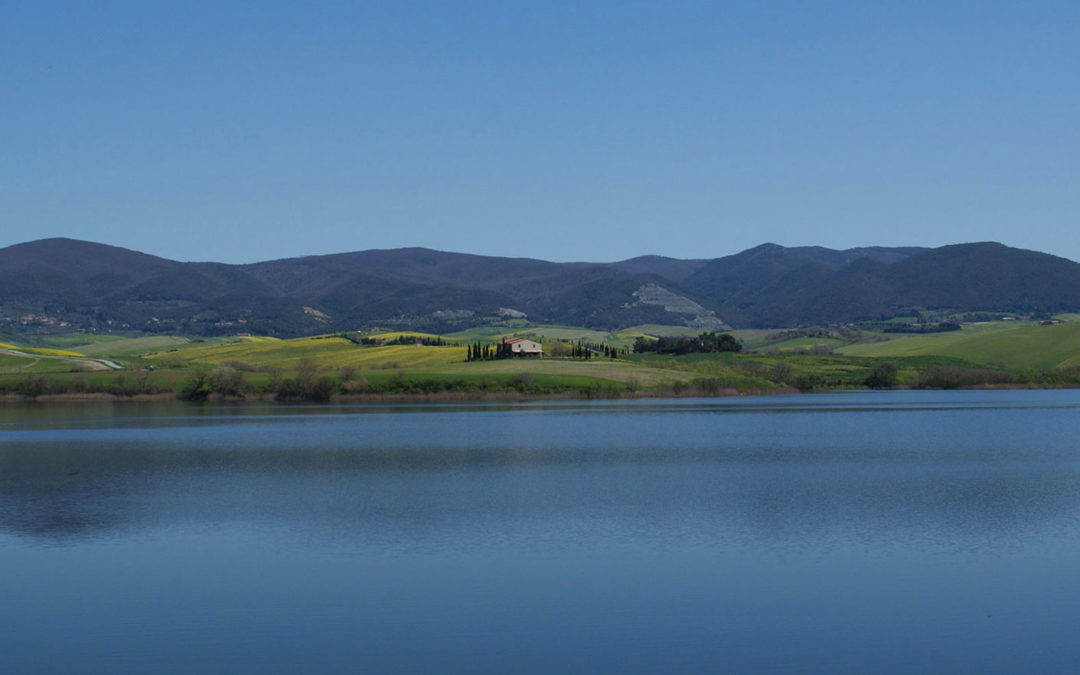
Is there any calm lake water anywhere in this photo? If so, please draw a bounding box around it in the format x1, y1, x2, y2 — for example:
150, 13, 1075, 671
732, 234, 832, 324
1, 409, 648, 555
2, 390, 1080, 673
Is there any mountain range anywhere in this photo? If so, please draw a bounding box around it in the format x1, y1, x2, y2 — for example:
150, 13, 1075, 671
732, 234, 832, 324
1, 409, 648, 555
2, 238, 1080, 336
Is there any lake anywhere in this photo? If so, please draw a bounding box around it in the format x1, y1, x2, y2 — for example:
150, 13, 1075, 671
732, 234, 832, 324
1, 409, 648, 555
2, 390, 1080, 673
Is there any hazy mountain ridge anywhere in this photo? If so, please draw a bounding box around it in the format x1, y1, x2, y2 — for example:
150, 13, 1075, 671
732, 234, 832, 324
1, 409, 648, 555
2, 238, 1078, 335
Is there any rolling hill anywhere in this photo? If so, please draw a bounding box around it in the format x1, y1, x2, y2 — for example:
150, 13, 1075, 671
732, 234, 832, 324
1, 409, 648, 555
682, 242, 1080, 327
2, 238, 1079, 336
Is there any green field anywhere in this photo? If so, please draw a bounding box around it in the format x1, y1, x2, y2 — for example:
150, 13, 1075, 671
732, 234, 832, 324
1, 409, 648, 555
446, 323, 709, 348
35, 334, 128, 347
0, 350, 115, 373
726, 329, 782, 350
525, 326, 613, 342
0, 353, 81, 373
145, 335, 467, 371
757, 335, 846, 353
359, 330, 445, 341
447, 324, 615, 344
838, 321, 1080, 370
0, 342, 86, 357
71, 335, 194, 357
616, 324, 702, 339
421, 358, 696, 387
139, 333, 698, 387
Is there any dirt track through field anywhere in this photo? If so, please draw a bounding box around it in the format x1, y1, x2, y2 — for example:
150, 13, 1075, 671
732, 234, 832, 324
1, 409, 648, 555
0, 348, 121, 371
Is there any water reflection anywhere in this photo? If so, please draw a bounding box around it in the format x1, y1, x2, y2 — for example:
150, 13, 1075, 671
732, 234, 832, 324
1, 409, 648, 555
4, 391, 1080, 674
3, 390, 1079, 549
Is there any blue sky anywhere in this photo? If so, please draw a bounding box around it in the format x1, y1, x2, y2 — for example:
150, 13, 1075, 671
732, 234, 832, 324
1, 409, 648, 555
3, 1, 1078, 263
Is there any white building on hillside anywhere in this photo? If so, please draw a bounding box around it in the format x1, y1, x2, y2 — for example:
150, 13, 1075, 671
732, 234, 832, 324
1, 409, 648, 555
503, 337, 543, 356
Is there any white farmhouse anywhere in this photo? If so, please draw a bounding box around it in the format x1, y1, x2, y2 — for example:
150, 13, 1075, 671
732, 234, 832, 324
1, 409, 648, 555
502, 337, 543, 356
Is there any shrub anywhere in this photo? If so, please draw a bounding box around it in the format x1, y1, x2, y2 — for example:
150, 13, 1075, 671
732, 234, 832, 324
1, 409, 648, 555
768, 362, 793, 384
737, 361, 767, 378
179, 366, 212, 401
158, 355, 186, 369
211, 366, 247, 397
339, 365, 358, 381
274, 360, 337, 401
916, 366, 1019, 389
221, 360, 259, 372
16, 375, 51, 398
794, 374, 824, 392
508, 372, 535, 392
342, 377, 369, 394
692, 377, 727, 394
865, 362, 898, 389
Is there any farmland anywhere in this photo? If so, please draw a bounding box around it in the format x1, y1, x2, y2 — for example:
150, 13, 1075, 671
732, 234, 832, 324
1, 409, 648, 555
1, 316, 1078, 401
837, 320, 1080, 370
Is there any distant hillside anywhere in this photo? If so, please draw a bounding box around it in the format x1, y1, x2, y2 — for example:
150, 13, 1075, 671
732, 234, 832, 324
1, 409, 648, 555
2, 238, 1078, 336
0, 239, 726, 336
609, 255, 710, 283
683, 242, 1080, 327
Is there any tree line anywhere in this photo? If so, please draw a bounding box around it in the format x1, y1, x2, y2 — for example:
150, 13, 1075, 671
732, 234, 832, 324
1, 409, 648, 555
633, 332, 742, 355
466, 341, 516, 361
555, 339, 628, 360
465, 339, 629, 362
354, 334, 447, 346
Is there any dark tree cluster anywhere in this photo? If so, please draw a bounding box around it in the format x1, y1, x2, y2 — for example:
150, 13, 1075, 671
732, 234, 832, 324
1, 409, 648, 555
356, 334, 446, 346
633, 331, 742, 355
879, 322, 961, 334
566, 340, 626, 360
864, 362, 898, 389
466, 342, 514, 361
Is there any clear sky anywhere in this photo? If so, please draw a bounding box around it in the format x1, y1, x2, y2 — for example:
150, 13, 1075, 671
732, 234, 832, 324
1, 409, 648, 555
3, 1, 1078, 263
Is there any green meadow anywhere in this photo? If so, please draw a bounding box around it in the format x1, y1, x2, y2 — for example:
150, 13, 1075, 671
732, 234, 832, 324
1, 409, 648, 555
838, 320, 1080, 370
447, 324, 613, 344
149, 335, 466, 371
421, 358, 697, 388
70, 335, 194, 358
0, 352, 86, 374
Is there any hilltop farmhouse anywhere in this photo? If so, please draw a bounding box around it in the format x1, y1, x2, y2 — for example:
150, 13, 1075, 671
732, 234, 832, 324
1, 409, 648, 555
503, 337, 543, 356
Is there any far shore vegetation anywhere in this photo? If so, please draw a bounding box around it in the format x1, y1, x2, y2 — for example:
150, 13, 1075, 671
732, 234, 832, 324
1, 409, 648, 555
2, 317, 1079, 403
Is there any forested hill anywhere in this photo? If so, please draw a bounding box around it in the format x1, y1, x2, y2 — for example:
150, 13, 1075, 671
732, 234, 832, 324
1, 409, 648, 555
2, 238, 1079, 335
681, 242, 1080, 327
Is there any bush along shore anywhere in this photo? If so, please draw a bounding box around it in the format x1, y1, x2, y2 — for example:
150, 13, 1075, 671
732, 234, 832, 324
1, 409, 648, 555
2, 357, 1079, 403
0, 369, 783, 402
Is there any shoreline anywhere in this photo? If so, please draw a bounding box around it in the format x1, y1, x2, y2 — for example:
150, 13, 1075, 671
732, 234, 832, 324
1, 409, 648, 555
1, 388, 790, 404
3, 383, 1077, 405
